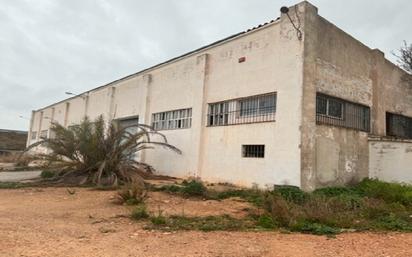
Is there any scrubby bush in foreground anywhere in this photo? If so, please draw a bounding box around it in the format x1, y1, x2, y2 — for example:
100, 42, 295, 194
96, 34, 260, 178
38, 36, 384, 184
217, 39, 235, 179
148, 179, 412, 235
263, 179, 412, 234
26, 115, 181, 186
116, 181, 148, 205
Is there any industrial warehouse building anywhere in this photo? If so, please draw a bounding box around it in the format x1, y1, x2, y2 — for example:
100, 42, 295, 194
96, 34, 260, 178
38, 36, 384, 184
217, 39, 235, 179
28, 2, 412, 190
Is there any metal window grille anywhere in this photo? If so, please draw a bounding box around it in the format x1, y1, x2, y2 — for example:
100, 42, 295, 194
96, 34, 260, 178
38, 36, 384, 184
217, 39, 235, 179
207, 93, 276, 127
316, 93, 370, 132
31, 131, 37, 140
242, 145, 265, 158
152, 108, 192, 130
386, 112, 412, 139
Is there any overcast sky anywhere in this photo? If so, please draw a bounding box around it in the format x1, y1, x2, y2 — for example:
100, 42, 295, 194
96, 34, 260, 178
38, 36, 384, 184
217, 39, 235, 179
1, 0, 411, 131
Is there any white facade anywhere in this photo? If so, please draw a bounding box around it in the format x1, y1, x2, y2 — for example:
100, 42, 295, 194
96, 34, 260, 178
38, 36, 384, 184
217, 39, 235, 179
28, 3, 305, 188
28, 2, 412, 189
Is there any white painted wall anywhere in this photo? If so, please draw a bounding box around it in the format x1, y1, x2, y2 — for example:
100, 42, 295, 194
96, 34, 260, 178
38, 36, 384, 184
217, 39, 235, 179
369, 139, 412, 184
143, 55, 207, 179
199, 18, 303, 188
27, 3, 305, 188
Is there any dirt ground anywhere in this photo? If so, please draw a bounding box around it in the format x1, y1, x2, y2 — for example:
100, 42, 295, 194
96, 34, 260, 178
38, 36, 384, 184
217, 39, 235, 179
1, 187, 412, 257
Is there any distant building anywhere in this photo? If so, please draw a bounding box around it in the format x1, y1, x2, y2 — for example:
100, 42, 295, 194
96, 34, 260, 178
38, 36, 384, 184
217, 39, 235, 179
27, 2, 412, 190
0, 129, 28, 155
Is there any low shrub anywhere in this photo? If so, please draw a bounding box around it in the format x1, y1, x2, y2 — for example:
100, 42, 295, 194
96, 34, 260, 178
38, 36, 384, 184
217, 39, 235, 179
148, 215, 255, 232
263, 193, 303, 227
40, 170, 55, 179
313, 186, 357, 197
116, 181, 148, 205
372, 214, 412, 231
256, 214, 277, 229
291, 221, 341, 235
156, 184, 182, 193
131, 205, 150, 220
181, 180, 207, 197
273, 185, 308, 204
150, 211, 167, 225
154, 180, 207, 198
0, 182, 27, 189
355, 178, 412, 206
214, 189, 265, 206
146, 179, 412, 235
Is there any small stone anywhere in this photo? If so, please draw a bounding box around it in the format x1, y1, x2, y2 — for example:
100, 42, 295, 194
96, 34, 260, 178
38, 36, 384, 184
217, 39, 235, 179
99, 227, 116, 233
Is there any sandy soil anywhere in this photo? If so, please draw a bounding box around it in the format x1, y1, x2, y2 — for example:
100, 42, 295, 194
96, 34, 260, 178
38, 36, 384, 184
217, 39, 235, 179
1, 187, 411, 257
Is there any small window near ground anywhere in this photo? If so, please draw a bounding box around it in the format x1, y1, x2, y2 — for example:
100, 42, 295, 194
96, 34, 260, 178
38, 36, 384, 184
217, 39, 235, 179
31, 131, 37, 140
242, 145, 265, 158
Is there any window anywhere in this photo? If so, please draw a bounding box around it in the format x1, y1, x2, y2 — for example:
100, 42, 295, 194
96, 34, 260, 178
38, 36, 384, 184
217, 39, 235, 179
242, 145, 265, 158
316, 93, 370, 132
118, 116, 139, 135
207, 93, 276, 127
316, 94, 343, 119
31, 131, 37, 140
208, 102, 229, 126
240, 94, 276, 117
152, 108, 192, 130
39, 130, 48, 139
386, 112, 412, 139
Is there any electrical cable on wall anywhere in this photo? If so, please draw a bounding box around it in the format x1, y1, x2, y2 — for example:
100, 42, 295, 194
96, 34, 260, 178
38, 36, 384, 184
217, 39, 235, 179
280, 6, 303, 40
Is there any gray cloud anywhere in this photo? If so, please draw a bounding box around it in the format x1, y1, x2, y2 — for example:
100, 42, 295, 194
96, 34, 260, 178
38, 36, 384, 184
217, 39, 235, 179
1, 0, 411, 130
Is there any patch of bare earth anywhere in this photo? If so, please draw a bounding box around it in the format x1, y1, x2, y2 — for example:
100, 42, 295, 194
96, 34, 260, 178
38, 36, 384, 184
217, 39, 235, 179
0, 187, 411, 257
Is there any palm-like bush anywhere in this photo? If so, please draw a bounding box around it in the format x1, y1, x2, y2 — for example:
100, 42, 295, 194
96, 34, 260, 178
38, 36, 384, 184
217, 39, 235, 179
27, 116, 180, 186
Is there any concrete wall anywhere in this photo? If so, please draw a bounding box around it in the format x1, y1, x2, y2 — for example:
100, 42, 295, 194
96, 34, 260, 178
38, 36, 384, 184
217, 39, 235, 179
27, 2, 306, 188
369, 138, 412, 184
198, 4, 305, 187
300, 3, 412, 190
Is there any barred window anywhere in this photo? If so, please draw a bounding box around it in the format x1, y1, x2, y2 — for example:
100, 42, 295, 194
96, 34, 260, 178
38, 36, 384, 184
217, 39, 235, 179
240, 94, 276, 116
316, 93, 370, 132
39, 130, 48, 139
207, 93, 276, 127
386, 112, 412, 139
31, 131, 37, 140
152, 108, 192, 130
242, 145, 265, 158
316, 95, 344, 119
